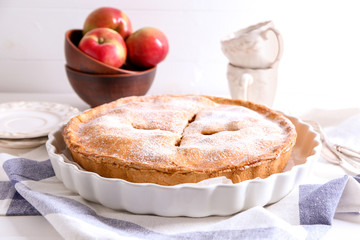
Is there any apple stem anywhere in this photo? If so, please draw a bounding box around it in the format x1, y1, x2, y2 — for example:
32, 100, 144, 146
99, 37, 105, 44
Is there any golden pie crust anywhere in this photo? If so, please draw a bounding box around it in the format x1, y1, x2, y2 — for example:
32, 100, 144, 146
63, 95, 297, 186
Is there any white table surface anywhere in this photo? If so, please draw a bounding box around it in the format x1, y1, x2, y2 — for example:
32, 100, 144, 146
0, 92, 359, 240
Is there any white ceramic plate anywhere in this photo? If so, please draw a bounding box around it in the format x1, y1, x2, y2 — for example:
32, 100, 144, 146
46, 115, 321, 217
0, 136, 48, 149
0, 101, 80, 139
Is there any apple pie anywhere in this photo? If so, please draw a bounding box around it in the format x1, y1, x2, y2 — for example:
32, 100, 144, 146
63, 95, 297, 185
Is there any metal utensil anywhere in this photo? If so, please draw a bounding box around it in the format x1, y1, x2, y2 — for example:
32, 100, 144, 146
305, 120, 360, 174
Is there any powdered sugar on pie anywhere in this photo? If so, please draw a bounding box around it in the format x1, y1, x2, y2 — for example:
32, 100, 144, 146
63, 95, 296, 185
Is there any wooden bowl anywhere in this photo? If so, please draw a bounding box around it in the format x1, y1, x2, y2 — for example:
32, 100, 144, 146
65, 65, 156, 107
65, 29, 144, 75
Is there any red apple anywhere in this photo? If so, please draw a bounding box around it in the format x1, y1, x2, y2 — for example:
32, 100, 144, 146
83, 7, 132, 39
126, 27, 169, 68
79, 28, 127, 68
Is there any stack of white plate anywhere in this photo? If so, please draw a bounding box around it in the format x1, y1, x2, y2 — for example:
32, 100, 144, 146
0, 101, 79, 149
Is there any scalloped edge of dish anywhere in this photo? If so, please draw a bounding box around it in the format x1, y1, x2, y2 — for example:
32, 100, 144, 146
46, 115, 321, 217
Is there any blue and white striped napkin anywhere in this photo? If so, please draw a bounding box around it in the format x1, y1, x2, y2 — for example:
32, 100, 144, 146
1, 150, 360, 240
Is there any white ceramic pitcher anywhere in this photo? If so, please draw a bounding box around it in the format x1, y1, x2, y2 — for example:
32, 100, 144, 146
221, 21, 283, 69
226, 63, 278, 107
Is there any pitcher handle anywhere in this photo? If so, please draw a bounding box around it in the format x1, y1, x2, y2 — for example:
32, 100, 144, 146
261, 27, 283, 68
239, 73, 254, 101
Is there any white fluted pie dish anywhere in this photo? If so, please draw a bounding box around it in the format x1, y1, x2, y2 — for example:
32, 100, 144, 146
46, 115, 321, 217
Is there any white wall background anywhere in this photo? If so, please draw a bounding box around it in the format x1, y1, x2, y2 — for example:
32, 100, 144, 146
0, 0, 359, 110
